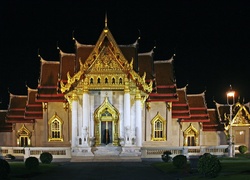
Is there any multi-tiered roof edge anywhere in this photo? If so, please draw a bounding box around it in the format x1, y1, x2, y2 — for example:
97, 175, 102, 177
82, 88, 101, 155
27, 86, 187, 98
0, 18, 228, 133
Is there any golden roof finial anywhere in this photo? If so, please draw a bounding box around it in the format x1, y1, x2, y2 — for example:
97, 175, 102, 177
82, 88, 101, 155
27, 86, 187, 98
57, 41, 59, 50
72, 30, 75, 41
38, 48, 40, 58
105, 12, 108, 28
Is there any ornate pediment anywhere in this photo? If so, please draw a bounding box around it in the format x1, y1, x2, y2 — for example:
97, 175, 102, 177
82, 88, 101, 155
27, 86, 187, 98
60, 25, 152, 94
87, 39, 124, 74
232, 102, 250, 126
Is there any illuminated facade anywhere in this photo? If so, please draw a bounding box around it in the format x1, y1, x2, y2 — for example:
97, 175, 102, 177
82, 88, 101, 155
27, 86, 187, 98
1, 19, 250, 159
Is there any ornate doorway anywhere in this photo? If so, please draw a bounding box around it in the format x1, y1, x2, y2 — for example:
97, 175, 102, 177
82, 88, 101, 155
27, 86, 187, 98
94, 97, 119, 146
183, 123, 199, 146
17, 124, 32, 147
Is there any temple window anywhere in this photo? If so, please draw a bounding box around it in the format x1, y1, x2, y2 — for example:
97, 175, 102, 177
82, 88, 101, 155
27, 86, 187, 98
17, 124, 31, 147
154, 120, 163, 138
97, 78, 101, 84
151, 112, 166, 141
48, 113, 63, 142
112, 78, 115, 84
183, 123, 198, 146
90, 78, 93, 84
105, 77, 108, 84
119, 78, 122, 84
235, 130, 246, 144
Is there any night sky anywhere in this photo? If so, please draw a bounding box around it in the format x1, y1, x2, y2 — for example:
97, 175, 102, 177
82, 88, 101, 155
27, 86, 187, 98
1, 0, 250, 108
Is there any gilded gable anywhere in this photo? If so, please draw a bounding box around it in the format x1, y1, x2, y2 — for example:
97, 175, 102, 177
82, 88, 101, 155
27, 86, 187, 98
232, 102, 250, 125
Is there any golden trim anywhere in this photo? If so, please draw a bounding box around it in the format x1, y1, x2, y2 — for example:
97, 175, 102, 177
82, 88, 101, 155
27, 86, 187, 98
48, 112, 64, 142
183, 123, 199, 146
60, 26, 153, 95
94, 97, 119, 146
16, 124, 32, 147
150, 112, 166, 141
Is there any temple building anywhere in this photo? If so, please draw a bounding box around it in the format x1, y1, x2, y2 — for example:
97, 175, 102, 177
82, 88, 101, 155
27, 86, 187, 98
1, 19, 250, 160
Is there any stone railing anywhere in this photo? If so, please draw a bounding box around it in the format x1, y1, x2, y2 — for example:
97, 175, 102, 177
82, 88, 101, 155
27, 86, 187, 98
0, 147, 71, 161
141, 145, 230, 159
0, 145, 237, 161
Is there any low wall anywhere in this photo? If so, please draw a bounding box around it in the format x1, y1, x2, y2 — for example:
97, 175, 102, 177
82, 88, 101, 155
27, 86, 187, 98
0, 147, 71, 162
141, 145, 230, 159
0, 145, 238, 161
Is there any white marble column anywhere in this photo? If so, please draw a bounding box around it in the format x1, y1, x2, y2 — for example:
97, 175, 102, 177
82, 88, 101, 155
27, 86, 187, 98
82, 92, 89, 146
135, 89, 142, 146
90, 95, 94, 137
71, 93, 78, 148
124, 78, 131, 146
131, 103, 136, 142
119, 94, 124, 138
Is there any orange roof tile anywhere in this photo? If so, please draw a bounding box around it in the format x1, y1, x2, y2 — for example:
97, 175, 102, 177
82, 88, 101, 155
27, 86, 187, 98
5, 94, 34, 123
172, 87, 190, 118
24, 88, 43, 119
0, 110, 12, 132
203, 109, 224, 131
180, 93, 210, 122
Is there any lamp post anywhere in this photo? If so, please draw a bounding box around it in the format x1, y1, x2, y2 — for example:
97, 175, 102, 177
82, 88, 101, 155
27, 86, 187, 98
226, 87, 235, 158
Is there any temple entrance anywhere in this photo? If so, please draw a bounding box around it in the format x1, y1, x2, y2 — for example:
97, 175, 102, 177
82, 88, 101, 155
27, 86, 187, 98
101, 121, 112, 144
94, 97, 119, 146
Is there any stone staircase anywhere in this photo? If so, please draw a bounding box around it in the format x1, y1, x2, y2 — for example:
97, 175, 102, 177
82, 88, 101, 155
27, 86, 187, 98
70, 144, 142, 162
71, 156, 142, 162
92, 145, 122, 156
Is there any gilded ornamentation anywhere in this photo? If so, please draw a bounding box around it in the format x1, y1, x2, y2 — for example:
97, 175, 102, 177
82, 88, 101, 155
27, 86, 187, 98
183, 123, 199, 146
16, 124, 32, 147
48, 112, 64, 142
224, 102, 250, 134
60, 25, 153, 100
146, 102, 151, 111
94, 97, 120, 146
150, 112, 166, 141
167, 102, 172, 111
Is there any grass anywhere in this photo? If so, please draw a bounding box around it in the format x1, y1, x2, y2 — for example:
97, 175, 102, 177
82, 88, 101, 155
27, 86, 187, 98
152, 153, 250, 179
4, 154, 250, 179
7, 161, 59, 180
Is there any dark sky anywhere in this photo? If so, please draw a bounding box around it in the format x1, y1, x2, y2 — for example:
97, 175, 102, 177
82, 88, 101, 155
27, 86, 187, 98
1, 0, 250, 108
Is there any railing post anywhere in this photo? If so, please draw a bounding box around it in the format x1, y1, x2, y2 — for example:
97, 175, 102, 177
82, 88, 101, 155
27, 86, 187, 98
23, 147, 30, 161
182, 147, 188, 157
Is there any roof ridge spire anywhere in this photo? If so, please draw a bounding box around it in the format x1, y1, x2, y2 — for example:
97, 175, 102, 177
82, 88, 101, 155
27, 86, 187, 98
105, 12, 108, 28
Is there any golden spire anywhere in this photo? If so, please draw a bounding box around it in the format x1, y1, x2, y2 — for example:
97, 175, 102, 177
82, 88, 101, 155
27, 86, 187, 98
105, 12, 107, 28
38, 48, 40, 58
72, 30, 75, 40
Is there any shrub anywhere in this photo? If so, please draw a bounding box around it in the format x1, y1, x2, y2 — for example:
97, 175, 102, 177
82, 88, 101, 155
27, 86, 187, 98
0, 159, 10, 179
161, 151, 172, 162
40, 152, 53, 164
25, 157, 39, 170
198, 153, 221, 178
238, 145, 248, 154
172, 154, 187, 169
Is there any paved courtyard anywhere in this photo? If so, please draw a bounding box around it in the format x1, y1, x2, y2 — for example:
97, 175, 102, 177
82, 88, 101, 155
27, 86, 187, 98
31, 161, 181, 180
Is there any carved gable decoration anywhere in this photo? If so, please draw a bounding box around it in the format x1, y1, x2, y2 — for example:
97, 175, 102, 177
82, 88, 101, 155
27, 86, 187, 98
87, 37, 124, 74
232, 102, 250, 126
60, 24, 152, 94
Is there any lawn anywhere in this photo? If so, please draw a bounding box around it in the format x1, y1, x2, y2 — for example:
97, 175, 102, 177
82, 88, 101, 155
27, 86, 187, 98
5, 154, 250, 179
8, 161, 59, 179
152, 154, 250, 179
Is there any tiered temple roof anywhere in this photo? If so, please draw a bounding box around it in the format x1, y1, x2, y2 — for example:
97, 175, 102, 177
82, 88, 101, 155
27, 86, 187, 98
147, 57, 178, 102
0, 23, 232, 133
0, 110, 12, 132
180, 93, 210, 122
172, 87, 190, 119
